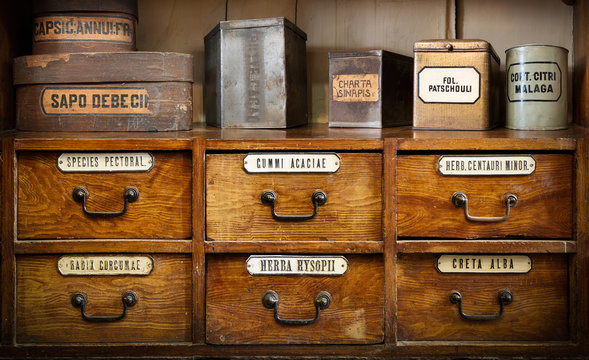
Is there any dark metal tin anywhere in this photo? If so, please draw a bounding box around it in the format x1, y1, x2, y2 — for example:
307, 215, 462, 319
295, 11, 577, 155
329, 50, 413, 128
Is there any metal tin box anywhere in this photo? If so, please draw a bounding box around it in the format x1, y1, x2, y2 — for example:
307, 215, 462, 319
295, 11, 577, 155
413, 39, 500, 130
32, 0, 138, 54
204, 17, 307, 128
14, 52, 193, 131
329, 50, 413, 128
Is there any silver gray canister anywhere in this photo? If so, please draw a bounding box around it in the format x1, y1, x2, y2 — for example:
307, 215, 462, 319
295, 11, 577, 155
505, 44, 568, 130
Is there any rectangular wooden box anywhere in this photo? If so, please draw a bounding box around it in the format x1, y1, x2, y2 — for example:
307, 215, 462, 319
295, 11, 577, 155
413, 39, 500, 130
397, 253, 569, 341
18, 151, 192, 239
397, 154, 573, 239
205, 152, 382, 242
204, 17, 307, 128
14, 52, 193, 131
16, 254, 192, 343
329, 50, 413, 128
206, 254, 384, 344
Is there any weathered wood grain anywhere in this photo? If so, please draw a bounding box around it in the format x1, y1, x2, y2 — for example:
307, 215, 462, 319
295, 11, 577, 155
397, 253, 569, 341
397, 154, 573, 239
206, 152, 382, 242
18, 151, 192, 239
16, 254, 192, 343
206, 254, 384, 344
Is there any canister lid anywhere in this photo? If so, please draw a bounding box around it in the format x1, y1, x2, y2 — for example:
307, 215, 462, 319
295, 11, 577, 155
505, 43, 569, 53
329, 49, 412, 62
32, 0, 138, 18
414, 39, 499, 64
206, 17, 307, 41
13, 52, 193, 85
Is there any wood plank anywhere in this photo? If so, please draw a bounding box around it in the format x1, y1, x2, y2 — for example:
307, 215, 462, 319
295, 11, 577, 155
14, 138, 193, 151
1, 138, 15, 345
14, 240, 192, 254
191, 138, 205, 344
397, 240, 576, 254
383, 138, 396, 344
205, 139, 383, 150
205, 241, 383, 254
574, 137, 589, 348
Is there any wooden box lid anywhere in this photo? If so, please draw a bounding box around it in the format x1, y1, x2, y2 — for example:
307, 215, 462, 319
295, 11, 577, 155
414, 39, 499, 64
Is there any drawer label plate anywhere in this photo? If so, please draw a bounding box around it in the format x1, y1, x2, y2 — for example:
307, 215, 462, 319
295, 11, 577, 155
436, 254, 532, 274
438, 155, 536, 175
246, 255, 348, 276
332, 74, 380, 102
57, 255, 153, 276
243, 153, 341, 173
58, 152, 154, 172
417, 66, 480, 104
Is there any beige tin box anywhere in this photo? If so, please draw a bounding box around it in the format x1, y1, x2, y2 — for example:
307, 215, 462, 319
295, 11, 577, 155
413, 39, 500, 130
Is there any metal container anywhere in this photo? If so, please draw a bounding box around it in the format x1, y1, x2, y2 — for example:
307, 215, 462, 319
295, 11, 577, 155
204, 17, 307, 128
328, 50, 413, 128
505, 44, 568, 130
413, 39, 500, 130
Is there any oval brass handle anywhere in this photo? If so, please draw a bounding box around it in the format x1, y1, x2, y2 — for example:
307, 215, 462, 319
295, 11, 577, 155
449, 289, 513, 321
262, 290, 332, 325
73, 187, 139, 217
260, 190, 327, 221
71, 291, 138, 322
452, 192, 517, 223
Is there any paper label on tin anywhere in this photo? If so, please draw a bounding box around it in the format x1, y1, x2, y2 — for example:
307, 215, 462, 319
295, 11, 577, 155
332, 74, 379, 102
246, 255, 348, 276
436, 255, 531, 274
58, 153, 154, 172
438, 155, 536, 176
33, 15, 135, 44
58, 255, 153, 276
243, 153, 340, 173
41, 87, 151, 115
417, 67, 481, 104
507, 62, 562, 102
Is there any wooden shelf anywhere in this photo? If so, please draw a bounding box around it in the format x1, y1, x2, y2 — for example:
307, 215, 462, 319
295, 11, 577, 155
14, 240, 192, 254
397, 240, 577, 254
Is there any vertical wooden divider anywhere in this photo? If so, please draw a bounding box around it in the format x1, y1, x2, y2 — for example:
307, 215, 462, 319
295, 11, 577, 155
575, 136, 588, 351
383, 138, 397, 346
1, 138, 15, 345
192, 137, 206, 343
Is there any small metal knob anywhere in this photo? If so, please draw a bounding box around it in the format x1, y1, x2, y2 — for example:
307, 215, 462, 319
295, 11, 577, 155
445, 43, 454, 51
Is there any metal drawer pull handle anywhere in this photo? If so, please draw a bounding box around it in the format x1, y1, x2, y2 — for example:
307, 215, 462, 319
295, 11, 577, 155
71, 291, 138, 322
260, 190, 327, 221
449, 289, 513, 321
73, 187, 139, 217
262, 290, 332, 325
452, 192, 517, 223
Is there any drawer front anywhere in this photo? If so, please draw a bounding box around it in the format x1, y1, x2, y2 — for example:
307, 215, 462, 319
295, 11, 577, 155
18, 151, 192, 239
16, 254, 192, 343
206, 152, 382, 241
206, 254, 384, 344
397, 154, 572, 238
397, 253, 569, 341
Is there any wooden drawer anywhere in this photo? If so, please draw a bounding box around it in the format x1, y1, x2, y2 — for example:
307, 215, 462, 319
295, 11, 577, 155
206, 254, 384, 344
206, 152, 382, 241
397, 154, 573, 239
16, 254, 192, 343
397, 253, 569, 341
18, 151, 192, 239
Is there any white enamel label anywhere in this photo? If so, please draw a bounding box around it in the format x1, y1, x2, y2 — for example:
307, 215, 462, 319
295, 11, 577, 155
418, 67, 481, 104
438, 155, 536, 176
507, 62, 562, 102
243, 153, 341, 173
58, 152, 153, 172
57, 255, 153, 276
246, 255, 348, 276
437, 255, 532, 274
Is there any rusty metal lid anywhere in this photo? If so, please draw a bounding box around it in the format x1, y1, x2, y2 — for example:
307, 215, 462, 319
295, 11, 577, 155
329, 49, 412, 62
32, 0, 138, 18
206, 17, 307, 41
414, 39, 499, 64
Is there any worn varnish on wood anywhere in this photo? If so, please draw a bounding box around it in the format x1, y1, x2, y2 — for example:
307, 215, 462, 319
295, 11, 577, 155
206, 152, 382, 242
32, 0, 138, 54
397, 154, 573, 239
14, 52, 193, 131
18, 151, 192, 239
397, 253, 569, 341
16, 254, 192, 343
206, 254, 384, 344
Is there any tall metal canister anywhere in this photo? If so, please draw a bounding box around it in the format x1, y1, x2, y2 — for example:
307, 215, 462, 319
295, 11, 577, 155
505, 44, 568, 130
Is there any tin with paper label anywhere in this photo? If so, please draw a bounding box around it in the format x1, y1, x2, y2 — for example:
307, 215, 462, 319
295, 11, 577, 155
506, 44, 568, 130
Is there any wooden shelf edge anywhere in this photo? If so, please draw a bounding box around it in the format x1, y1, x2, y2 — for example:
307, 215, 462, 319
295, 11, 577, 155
14, 240, 192, 254
204, 240, 384, 254
397, 240, 577, 253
